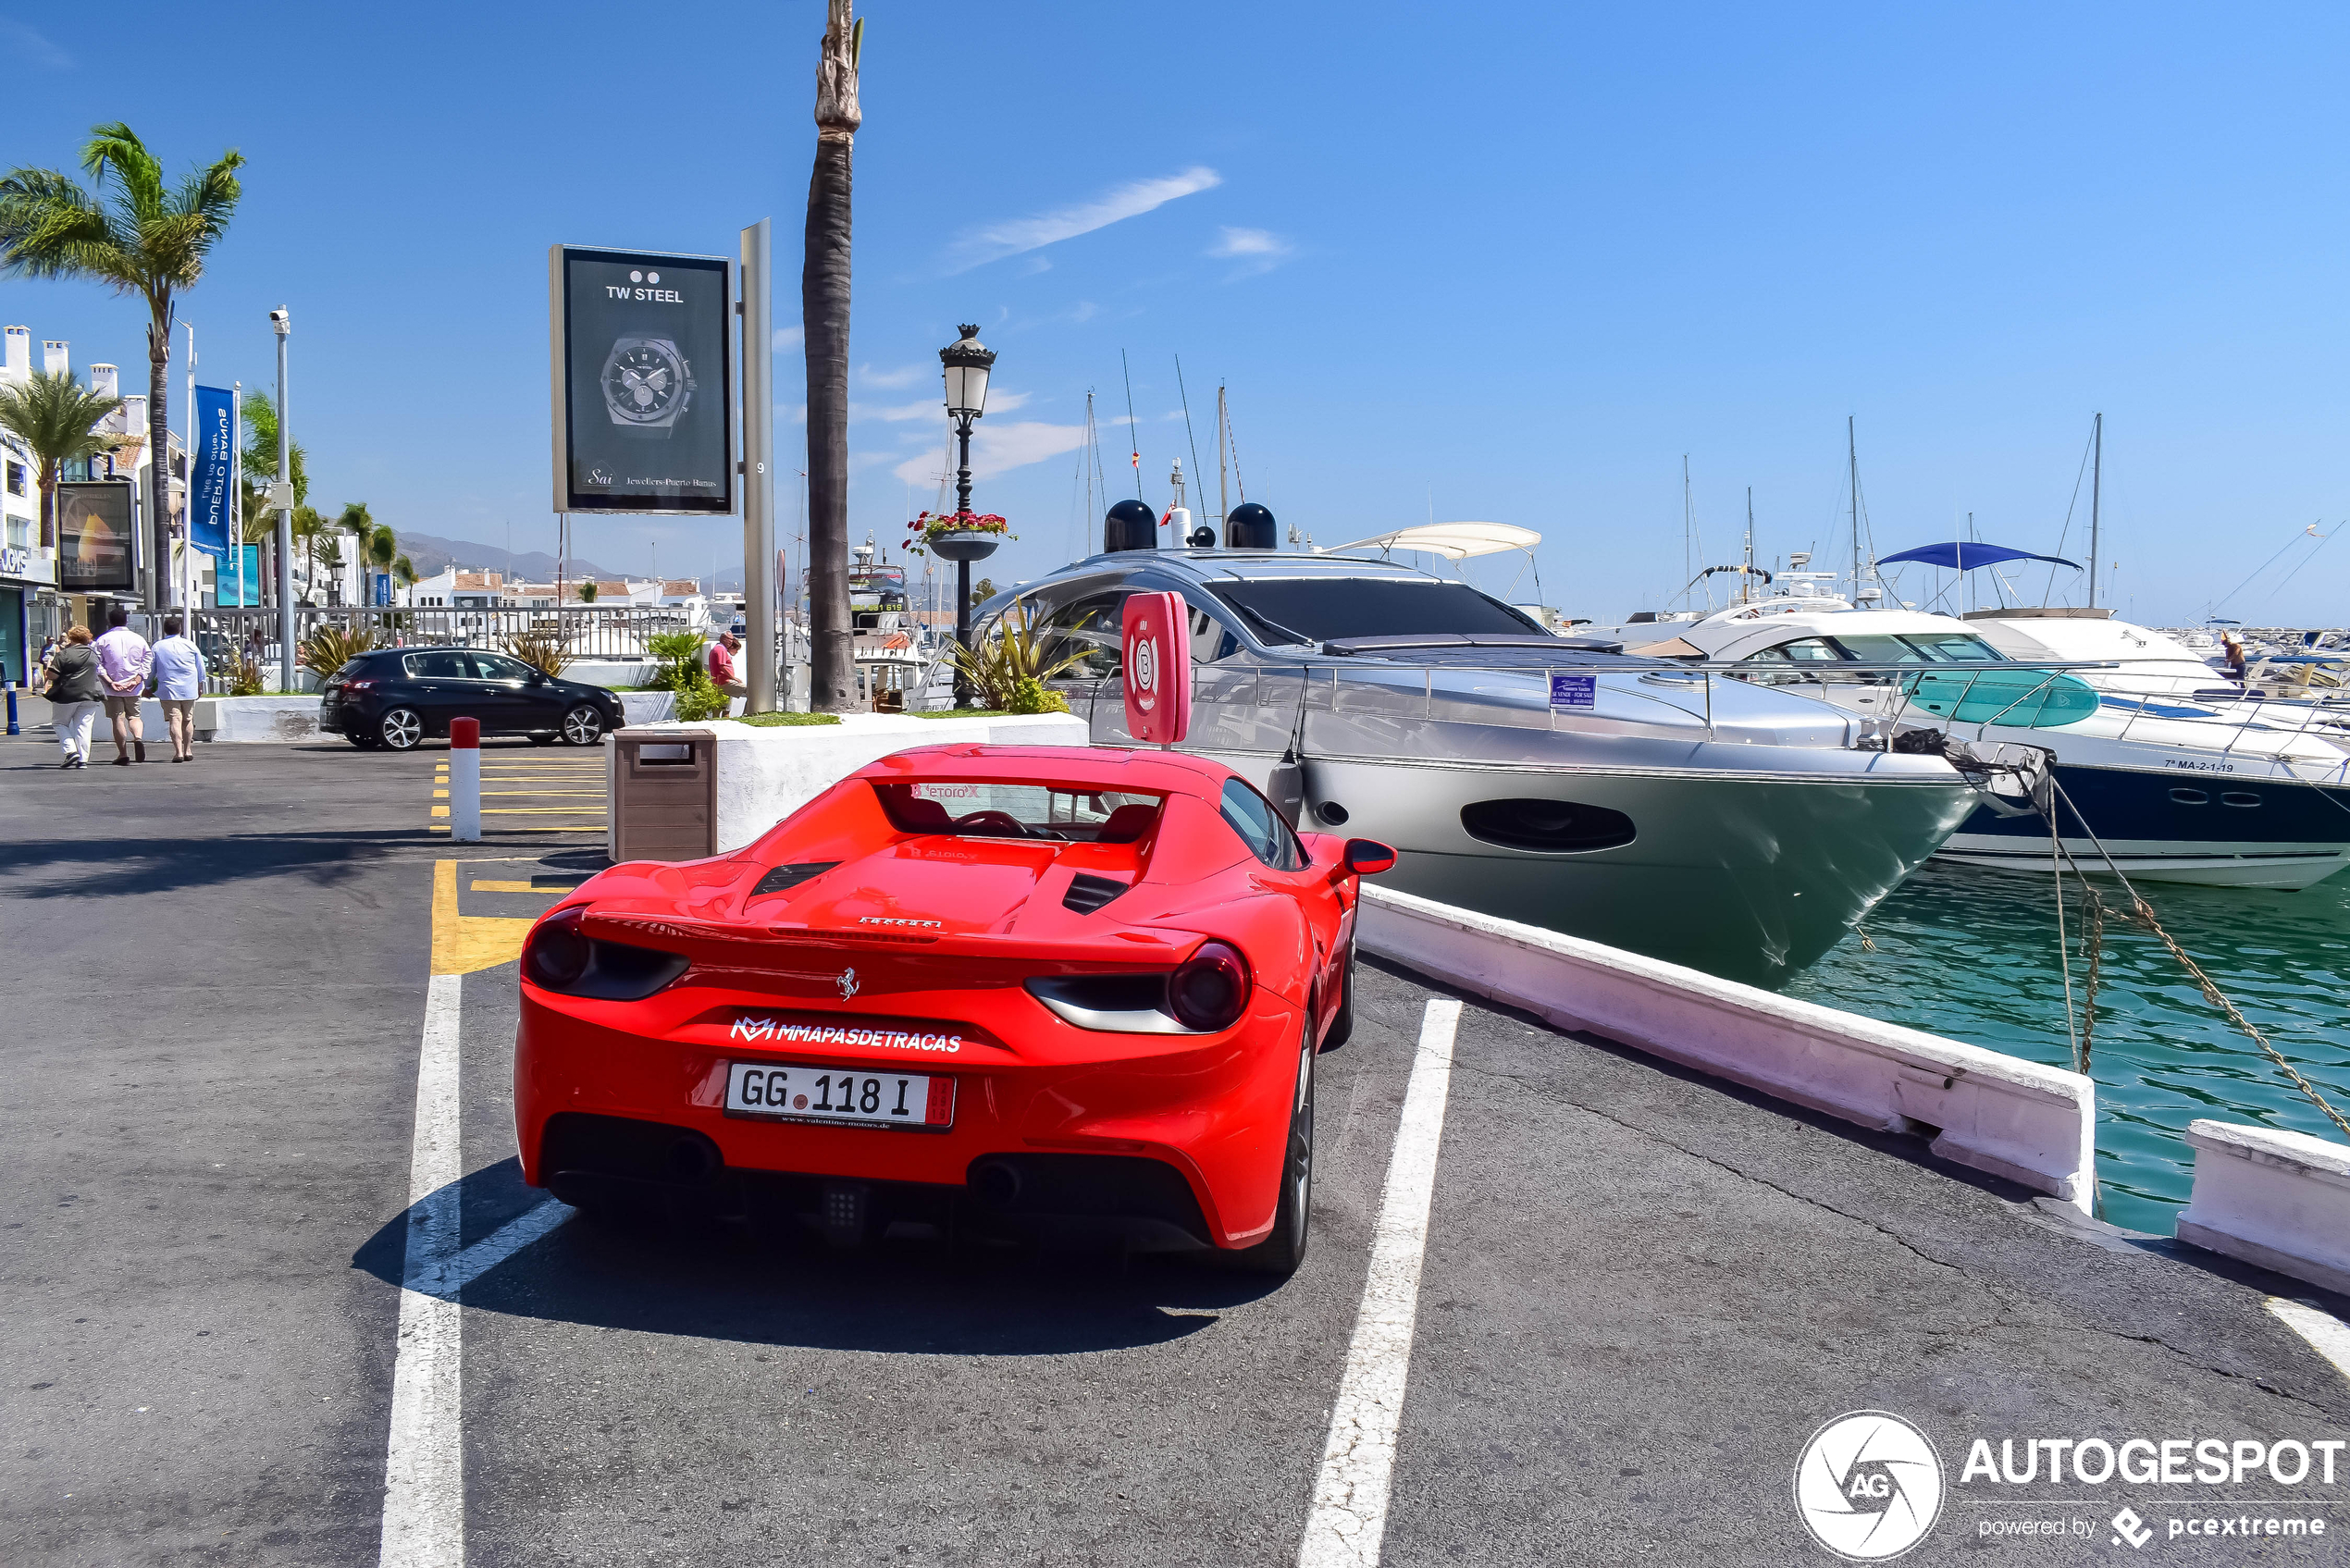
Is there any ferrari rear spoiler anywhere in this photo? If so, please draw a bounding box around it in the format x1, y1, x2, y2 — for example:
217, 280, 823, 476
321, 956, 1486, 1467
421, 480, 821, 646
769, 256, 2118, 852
580, 910, 1194, 970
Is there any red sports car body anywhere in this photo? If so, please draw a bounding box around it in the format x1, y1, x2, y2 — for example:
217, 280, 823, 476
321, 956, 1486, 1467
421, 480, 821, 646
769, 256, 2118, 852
513, 744, 1391, 1273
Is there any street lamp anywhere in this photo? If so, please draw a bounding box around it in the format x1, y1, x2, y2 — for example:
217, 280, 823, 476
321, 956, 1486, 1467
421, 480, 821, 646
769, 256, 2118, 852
935, 325, 998, 706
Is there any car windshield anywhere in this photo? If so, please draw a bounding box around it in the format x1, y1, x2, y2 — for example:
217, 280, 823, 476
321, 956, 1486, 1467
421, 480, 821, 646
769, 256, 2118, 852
873, 781, 1167, 843
1208, 578, 1540, 643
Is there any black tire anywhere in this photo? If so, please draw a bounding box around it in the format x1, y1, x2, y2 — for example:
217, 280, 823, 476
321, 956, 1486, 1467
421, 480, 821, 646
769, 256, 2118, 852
559, 704, 605, 747
379, 707, 426, 751
1231, 1027, 1314, 1276
527, 732, 559, 746
1321, 939, 1356, 1051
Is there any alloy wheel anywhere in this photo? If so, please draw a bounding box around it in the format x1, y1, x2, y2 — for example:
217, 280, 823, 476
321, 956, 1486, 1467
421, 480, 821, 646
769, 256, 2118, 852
561, 705, 604, 746
380, 708, 425, 751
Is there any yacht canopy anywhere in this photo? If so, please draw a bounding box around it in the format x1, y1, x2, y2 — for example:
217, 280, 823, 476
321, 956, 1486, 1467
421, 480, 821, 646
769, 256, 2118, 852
1330, 522, 1542, 561
1879, 541, 2078, 573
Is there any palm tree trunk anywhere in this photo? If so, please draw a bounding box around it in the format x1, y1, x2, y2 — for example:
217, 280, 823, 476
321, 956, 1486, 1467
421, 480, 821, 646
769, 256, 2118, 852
38, 467, 55, 550
805, 0, 860, 712
146, 314, 171, 611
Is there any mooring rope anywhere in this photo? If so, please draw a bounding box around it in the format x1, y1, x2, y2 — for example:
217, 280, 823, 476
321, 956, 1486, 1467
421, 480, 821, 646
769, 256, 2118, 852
2050, 806, 2084, 1074
2046, 776, 2350, 1141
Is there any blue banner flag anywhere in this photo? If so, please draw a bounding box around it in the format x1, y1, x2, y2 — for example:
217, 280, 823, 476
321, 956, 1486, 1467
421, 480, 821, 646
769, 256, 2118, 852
221, 543, 261, 606
188, 384, 236, 558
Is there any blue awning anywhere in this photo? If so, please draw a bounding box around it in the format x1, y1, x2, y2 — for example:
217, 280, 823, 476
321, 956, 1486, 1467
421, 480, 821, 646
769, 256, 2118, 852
1878, 542, 2080, 572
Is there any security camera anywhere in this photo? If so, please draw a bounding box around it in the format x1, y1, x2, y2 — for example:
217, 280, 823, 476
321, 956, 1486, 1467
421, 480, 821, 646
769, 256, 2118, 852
269, 309, 290, 332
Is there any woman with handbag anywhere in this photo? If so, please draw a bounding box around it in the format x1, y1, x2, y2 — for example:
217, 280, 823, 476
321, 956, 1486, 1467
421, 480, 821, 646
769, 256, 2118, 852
43, 625, 106, 770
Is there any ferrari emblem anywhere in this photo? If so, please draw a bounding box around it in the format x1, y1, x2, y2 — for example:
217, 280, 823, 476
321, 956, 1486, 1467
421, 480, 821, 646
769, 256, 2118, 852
836, 968, 860, 1000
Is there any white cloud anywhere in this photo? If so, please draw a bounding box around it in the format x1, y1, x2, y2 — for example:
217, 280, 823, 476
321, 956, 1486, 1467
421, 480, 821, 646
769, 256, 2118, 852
0, 21, 70, 68
857, 363, 924, 389
892, 420, 1086, 486
853, 389, 1028, 424
946, 167, 1222, 273
1209, 226, 1294, 278
773, 326, 803, 352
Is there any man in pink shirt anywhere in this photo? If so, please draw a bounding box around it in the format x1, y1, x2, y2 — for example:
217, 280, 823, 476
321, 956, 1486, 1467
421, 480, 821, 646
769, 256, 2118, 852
93, 605, 153, 765
707, 632, 747, 708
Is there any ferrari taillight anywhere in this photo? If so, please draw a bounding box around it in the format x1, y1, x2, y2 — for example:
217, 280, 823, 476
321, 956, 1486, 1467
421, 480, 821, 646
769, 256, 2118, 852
523, 908, 591, 990
1169, 942, 1251, 1032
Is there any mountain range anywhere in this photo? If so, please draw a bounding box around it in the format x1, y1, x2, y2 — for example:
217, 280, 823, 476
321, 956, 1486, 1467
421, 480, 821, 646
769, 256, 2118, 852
392, 530, 620, 584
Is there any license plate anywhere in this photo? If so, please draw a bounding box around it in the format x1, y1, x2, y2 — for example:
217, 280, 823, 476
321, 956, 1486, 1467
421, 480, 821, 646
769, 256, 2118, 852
724, 1061, 954, 1130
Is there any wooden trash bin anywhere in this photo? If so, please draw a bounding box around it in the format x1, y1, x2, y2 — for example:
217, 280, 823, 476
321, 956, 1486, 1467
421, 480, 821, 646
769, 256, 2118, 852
612, 727, 717, 862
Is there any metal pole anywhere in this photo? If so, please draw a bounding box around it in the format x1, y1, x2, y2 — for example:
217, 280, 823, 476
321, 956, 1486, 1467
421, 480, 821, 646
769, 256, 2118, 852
182, 320, 195, 612
740, 219, 776, 714
273, 311, 294, 692
2088, 412, 2103, 610
953, 414, 973, 708
231, 380, 243, 613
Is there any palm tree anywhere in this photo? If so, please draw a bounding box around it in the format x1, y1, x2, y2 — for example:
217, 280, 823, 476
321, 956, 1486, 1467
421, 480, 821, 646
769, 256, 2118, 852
392, 553, 415, 591
367, 523, 396, 604
805, 0, 860, 710
240, 390, 303, 611
290, 503, 328, 604
0, 369, 121, 547
0, 123, 244, 609
337, 501, 375, 601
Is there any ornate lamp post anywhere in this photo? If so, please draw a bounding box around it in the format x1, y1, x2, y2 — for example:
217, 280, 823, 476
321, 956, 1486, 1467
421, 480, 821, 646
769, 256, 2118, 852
934, 325, 998, 706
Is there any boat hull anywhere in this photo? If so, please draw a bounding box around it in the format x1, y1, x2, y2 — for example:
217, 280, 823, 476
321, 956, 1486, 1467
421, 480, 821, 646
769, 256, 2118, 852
1217, 752, 1974, 983
1938, 762, 2350, 890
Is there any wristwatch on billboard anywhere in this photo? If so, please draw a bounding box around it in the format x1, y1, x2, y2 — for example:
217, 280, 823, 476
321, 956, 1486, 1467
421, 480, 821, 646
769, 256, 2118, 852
600, 335, 695, 438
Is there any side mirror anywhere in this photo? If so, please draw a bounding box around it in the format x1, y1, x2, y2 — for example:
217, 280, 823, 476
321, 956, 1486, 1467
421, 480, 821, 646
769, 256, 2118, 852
528, 669, 548, 685
1343, 838, 1397, 876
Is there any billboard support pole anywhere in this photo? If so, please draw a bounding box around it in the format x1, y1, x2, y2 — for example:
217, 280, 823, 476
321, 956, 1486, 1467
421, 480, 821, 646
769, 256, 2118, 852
272, 310, 295, 692
740, 219, 776, 714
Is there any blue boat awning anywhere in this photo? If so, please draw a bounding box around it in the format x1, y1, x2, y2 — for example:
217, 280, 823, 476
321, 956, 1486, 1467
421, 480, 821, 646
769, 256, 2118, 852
1879, 542, 2080, 572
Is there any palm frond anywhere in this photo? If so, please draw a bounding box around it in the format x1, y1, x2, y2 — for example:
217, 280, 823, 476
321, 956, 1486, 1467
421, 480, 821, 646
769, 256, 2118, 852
81, 123, 166, 216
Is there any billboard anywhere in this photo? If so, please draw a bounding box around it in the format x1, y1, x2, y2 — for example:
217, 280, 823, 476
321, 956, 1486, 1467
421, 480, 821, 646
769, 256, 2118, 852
189, 384, 236, 558
220, 543, 262, 606
57, 480, 136, 592
549, 245, 733, 516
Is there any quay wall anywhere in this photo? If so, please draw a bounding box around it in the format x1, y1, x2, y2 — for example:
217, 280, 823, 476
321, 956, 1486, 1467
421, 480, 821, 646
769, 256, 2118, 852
2177, 1119, 2350, 1298
1356, 884, 2098, 1212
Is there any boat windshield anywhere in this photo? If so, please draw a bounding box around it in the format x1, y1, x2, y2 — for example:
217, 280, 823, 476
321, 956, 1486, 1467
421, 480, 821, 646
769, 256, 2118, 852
1747, 631, 2007, 665
1209, 578, 1540, 643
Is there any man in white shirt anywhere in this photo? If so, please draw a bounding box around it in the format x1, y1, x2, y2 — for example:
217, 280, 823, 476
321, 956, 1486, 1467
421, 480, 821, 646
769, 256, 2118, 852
150, 614, 205, 762
93, 605, 153, 765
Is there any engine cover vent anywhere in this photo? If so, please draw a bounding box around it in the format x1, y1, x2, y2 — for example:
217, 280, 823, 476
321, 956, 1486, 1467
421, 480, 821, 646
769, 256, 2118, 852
751, 861, 841, 898
1063, 873, 1130, 914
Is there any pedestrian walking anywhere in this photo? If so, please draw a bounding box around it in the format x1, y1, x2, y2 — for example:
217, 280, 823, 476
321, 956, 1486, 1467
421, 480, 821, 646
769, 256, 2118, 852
151, 614, 204, 763
93, 605, 152, 765
707, 631, 748, 710
41, 625, 105, 769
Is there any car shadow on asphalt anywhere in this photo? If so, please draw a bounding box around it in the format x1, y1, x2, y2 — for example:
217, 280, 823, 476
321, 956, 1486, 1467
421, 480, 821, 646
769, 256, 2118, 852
352, 1158, 1284, 1356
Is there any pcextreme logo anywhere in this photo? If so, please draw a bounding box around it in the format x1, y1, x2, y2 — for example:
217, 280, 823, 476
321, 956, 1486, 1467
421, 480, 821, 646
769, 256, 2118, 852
1794, 1411, 1946, 1561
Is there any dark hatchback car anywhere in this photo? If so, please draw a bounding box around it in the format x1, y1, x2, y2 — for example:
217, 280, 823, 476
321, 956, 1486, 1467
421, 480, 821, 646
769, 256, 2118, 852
319, 648, 624, 751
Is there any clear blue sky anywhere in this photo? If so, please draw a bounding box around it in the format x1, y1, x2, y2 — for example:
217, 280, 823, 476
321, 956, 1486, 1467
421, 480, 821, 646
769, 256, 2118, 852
7, 2, 2347, 625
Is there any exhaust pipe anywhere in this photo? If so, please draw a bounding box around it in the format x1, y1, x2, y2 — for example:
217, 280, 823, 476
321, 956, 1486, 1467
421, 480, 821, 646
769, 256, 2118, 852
971, 1158, 1023, 1208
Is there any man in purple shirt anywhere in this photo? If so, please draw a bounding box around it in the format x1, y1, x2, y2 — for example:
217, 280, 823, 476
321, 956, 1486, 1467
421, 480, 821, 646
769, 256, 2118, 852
93, 604, 153, 765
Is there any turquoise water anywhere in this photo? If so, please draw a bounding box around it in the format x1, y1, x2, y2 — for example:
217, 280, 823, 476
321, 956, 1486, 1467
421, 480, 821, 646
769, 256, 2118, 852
1781, 860, 2350, 1235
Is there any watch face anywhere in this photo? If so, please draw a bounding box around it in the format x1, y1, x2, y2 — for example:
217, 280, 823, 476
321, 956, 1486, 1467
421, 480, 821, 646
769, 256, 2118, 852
602, 339, 689, 426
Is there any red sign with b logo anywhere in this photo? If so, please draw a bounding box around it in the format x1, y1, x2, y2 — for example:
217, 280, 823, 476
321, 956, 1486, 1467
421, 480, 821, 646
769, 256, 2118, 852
1121, 591, 1192, 746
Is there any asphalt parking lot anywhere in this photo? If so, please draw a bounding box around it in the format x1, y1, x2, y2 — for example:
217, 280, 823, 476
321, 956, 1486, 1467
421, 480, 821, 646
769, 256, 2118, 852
5, 734, 2347, 1565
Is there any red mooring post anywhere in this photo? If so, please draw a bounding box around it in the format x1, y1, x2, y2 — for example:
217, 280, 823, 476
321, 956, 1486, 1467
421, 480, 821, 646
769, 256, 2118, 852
449, 717, 481, 842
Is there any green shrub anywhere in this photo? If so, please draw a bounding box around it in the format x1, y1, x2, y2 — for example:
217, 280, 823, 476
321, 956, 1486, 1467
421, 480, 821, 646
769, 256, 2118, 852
645, 630, 707, 694
673, 664, 730, 722
731, 710, 843, 727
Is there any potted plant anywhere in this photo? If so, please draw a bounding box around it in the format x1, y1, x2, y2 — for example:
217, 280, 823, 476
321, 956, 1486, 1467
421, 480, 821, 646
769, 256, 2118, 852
906, 510, 1012, 562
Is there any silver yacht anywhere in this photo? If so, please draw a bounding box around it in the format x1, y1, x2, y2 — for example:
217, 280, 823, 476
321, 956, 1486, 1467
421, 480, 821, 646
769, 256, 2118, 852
980, 541, 1976, 982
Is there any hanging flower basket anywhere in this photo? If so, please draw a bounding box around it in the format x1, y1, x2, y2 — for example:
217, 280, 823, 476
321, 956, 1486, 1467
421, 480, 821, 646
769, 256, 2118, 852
907, 510, 1013, 560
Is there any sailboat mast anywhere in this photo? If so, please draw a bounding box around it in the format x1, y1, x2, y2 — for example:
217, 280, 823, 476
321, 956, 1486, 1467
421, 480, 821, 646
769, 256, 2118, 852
1682, 454, 1693, 610
1848, 415, 1861, 598
1744, 487, 1755, 606
2088, 411, 2103, 609
1217, 385, 1231, 538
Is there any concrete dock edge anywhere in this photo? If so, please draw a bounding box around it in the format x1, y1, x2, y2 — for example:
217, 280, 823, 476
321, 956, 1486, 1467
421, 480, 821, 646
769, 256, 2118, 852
1355, 884, 2098, 1212
2176, 1118, 2350, 1297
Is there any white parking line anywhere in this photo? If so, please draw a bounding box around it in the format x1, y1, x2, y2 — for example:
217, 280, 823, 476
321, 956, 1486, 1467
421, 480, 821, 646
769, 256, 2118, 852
413, 1201, 569, 1298
380, 973, 465, 1568
2268, 1298, 2350, 1384
1297, 997, 1462, 1568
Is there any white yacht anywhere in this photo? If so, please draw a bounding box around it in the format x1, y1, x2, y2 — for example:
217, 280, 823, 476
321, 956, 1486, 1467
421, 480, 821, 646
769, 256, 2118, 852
1592, 580, 2350, 889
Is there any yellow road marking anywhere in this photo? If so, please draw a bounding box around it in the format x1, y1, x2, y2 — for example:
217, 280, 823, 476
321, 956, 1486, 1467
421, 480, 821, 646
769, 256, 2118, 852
432, 805, 450, 818
430, 859, 535, 976
470, 879, 579, 893
433, 822, 600, 833
434, 788, 449, 798
484, 807, 606, 815
483, 789, 605, 797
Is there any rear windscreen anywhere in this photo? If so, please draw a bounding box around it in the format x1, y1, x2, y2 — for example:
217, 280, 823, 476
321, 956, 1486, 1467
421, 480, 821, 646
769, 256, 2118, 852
1210, 578, 1540, 642
873, 782, 1166, 843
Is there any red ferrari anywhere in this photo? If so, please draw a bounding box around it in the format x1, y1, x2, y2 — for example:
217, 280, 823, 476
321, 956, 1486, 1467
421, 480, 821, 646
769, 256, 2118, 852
513, 744, 1393, 1274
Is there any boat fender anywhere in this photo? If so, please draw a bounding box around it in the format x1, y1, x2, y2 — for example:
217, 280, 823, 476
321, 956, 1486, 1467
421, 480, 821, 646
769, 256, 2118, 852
1267, 751, 1307, 827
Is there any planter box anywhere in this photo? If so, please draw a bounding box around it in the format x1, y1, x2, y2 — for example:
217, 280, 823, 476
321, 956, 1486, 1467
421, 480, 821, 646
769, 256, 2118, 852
606, 711, 1088, 858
